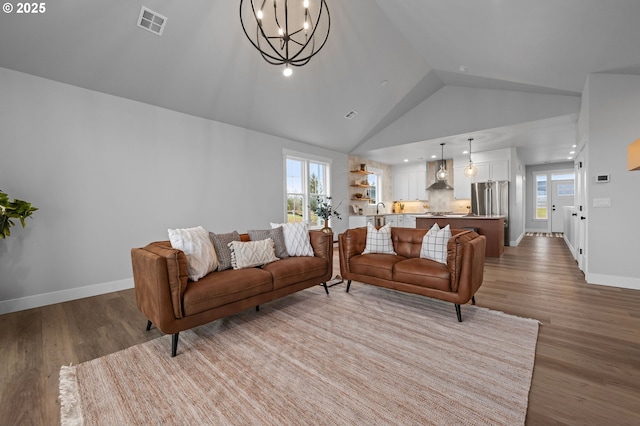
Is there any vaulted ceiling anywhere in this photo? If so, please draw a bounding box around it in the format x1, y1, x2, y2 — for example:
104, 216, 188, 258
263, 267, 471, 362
1, 0, 639, 165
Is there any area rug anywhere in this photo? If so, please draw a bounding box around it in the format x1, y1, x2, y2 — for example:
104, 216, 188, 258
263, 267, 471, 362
525, 232, 564, 238
60, 284, 540, 425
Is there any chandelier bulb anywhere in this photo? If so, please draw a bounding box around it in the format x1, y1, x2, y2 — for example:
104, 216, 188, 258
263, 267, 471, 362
283, 66, 293, 77
303, 0, 310, 8
256, 9, 263, 19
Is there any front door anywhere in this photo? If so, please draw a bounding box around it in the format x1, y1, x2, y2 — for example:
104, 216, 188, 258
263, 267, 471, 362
551, 179, 575, 233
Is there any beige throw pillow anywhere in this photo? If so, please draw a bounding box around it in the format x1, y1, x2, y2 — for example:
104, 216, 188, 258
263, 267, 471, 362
168, 226, 218, 281
228, 239, 279, 270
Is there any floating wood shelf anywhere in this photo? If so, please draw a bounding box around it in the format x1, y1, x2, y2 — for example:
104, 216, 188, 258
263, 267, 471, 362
351, 170, 373, 175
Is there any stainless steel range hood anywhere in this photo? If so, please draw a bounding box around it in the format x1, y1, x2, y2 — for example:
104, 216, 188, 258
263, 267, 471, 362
426, 159, 454, 191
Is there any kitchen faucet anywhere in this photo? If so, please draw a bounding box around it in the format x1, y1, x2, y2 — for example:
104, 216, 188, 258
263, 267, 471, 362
376, 202, 386, 215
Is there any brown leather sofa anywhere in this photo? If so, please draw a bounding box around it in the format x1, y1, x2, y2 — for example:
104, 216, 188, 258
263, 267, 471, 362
131, 231, 333, 356
339, 227, 486, 321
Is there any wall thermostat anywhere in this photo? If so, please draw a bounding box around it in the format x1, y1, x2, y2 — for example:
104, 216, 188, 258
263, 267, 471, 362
595, 174, 610, 183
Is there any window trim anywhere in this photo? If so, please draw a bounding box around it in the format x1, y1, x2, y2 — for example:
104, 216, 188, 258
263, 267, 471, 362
533, 172, 548, 221
283, 150, 332, 229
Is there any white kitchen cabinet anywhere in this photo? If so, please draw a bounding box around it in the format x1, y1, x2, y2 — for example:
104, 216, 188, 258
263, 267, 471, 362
393, 173, 409, 200
403, 215, 417, 228
453, 166, 472, 200
384, 214, 398, 227
472, 163, 490, 182
490, 160, 509, 181
393, 171, 428, 201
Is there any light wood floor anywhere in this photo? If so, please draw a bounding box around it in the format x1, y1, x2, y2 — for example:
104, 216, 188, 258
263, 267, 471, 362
1, 236, 639, 425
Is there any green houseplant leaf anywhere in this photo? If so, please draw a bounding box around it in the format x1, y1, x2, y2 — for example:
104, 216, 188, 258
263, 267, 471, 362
0, 190, 38, 239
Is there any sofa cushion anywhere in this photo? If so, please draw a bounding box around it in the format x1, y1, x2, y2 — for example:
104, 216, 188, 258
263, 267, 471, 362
210, 231, 241, 271
392, 227, 428, 258
262, 256, 328, 289
420, 224, 451, 264
393, 258, 451, 291
168, 226, 218, 281
182, 268, 273, 316
362, 223, 396, 255
248, 227, 289, 259
228, 239, 279, 270
271, 222, 314, 257
349, 253, 406, 281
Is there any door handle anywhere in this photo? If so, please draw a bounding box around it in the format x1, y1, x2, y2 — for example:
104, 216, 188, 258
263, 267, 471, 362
572, 213, 577, 216
581, 216, 586, 220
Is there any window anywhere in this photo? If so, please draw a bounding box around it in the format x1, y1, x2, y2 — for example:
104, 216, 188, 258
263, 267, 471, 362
285, 154, 331, 228
535, 173, 547, 220
557, 183, 575, 197
367, 168, 382, 204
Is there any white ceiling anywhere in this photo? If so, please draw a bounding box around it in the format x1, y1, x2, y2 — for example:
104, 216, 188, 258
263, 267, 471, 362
1, 0, 639, 165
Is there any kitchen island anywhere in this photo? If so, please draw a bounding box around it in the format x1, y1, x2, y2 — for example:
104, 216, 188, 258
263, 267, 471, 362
415, 215, 505, 257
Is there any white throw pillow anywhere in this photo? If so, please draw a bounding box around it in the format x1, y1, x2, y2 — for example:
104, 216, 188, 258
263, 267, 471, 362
270, 222, 314, 257
362, 223, 396, 255
228, 239, 279, 270
168, 226, 218, 281
420, 224, 452, 264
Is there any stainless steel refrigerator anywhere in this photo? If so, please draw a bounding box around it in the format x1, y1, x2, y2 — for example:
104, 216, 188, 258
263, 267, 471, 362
471, 180, 509, 246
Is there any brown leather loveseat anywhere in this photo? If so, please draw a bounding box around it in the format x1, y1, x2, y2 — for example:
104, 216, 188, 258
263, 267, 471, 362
131, 230, 333, 356
339, 227, 486, 321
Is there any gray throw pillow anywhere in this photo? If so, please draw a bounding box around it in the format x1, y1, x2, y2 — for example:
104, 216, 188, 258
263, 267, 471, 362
248, 227, 289, 259
209, 231, 241, 271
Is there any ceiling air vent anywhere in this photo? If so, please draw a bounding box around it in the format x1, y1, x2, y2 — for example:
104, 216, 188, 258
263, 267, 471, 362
137, 6, 167, 36
345, 110, 358, 119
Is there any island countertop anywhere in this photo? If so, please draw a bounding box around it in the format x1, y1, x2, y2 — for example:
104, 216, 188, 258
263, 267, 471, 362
413, 214, 505, 220
416, 216, 505, 257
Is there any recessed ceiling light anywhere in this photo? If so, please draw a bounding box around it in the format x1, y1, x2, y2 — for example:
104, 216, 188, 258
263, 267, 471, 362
462, 150, 469, 154
403, 158, 409, 162
570, 151, 575, 154
572, 144, 577, 148
567, 156, 573, 160
380, 80, 389, 87
431, 155, 437, 159
459, 66, 468, 73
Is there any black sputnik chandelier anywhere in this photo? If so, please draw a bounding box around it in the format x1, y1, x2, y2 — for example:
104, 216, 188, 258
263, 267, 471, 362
240, 0, 331, 77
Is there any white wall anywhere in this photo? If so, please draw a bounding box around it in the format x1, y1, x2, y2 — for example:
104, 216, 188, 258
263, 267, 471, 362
583, 73, 640, 289
509, 148, 526, 246
0, 68, 348, 313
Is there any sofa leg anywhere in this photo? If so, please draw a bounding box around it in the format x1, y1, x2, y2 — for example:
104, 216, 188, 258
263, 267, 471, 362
455, 304, 462, 322
171, 332, 180, 357
346, 280, 352, 293
471, 296, 476, 305
256, 305, 260, 312
146, 320, 152, 331
322, 282, 329, 295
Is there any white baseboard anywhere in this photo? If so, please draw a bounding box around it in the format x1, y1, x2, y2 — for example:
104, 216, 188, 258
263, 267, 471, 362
563, 235, 576, 259
510, 232, 524, 247
586, 273, 640, 291
0, 278, 134, 315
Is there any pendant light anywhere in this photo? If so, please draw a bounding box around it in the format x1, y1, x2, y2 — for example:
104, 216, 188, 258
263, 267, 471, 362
436, 143, 449, 181
463, 137, 478, 178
